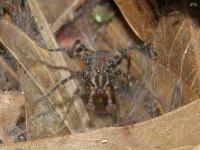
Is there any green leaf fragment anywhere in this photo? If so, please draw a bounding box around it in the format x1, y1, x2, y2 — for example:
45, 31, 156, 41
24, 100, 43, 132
91, 5, 114, 23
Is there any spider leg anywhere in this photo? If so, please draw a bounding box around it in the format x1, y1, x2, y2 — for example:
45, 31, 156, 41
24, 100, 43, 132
126, 54, 131, 75
121, 72, 133, 88
39, 60, 75, 73
85, 86, 95, 111
110, 48, 131, 68
125, 55, 132, 87
46, 39, 90, 58
105, 86, 116, 112
47, 39, 80, 52
37, 71, 83, 102
108, 49, 132, 86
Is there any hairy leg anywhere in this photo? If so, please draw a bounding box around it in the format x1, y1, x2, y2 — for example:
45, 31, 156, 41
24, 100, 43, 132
85, 86, 95, 111
36, 71, 83, 102
105, 86, 116, 112
46, 40, 89, 58
109, 48, 131, 69
39, 60, 75, 73
111, 49, 132, 87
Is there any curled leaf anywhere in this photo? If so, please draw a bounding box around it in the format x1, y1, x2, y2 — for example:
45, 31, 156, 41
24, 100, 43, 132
114, 0, 157, 42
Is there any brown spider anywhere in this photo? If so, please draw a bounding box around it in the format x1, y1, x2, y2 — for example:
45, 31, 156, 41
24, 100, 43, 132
40, 40, 132, 112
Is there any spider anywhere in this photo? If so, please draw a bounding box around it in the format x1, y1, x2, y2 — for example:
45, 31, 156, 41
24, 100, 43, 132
40, 40, 132, 112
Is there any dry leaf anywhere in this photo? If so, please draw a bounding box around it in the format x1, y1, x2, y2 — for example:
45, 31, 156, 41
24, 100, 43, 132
114, 0, 157, 42
0, 98, 200, 149
0, 91, 24, 143
153, 14, 200, 96
130, 50, 199, 112
0, 19, 91, 139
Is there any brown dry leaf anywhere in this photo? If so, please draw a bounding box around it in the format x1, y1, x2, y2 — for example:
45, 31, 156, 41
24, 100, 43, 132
0, 18, 93, 140
131, 50, 199, 112
0, 98, 200, 150
171, 144, 200, 150
0, 19, 69, 139
0, 91, 24, 143
153, 14, 200, 96
114, 0, 157, 42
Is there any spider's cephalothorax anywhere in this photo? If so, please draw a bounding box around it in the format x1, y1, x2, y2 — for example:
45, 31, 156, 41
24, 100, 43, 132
90, 50, 111, 95
41, 40, 131, 112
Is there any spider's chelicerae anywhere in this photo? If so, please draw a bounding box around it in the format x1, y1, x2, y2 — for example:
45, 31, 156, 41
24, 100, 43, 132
41, 40, 132, 112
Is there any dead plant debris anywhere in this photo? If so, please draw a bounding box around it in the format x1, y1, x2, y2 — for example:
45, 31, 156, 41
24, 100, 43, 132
0, 0, 199, 149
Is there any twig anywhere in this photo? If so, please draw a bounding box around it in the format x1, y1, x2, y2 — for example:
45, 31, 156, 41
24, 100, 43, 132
51, 0, 86, 33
